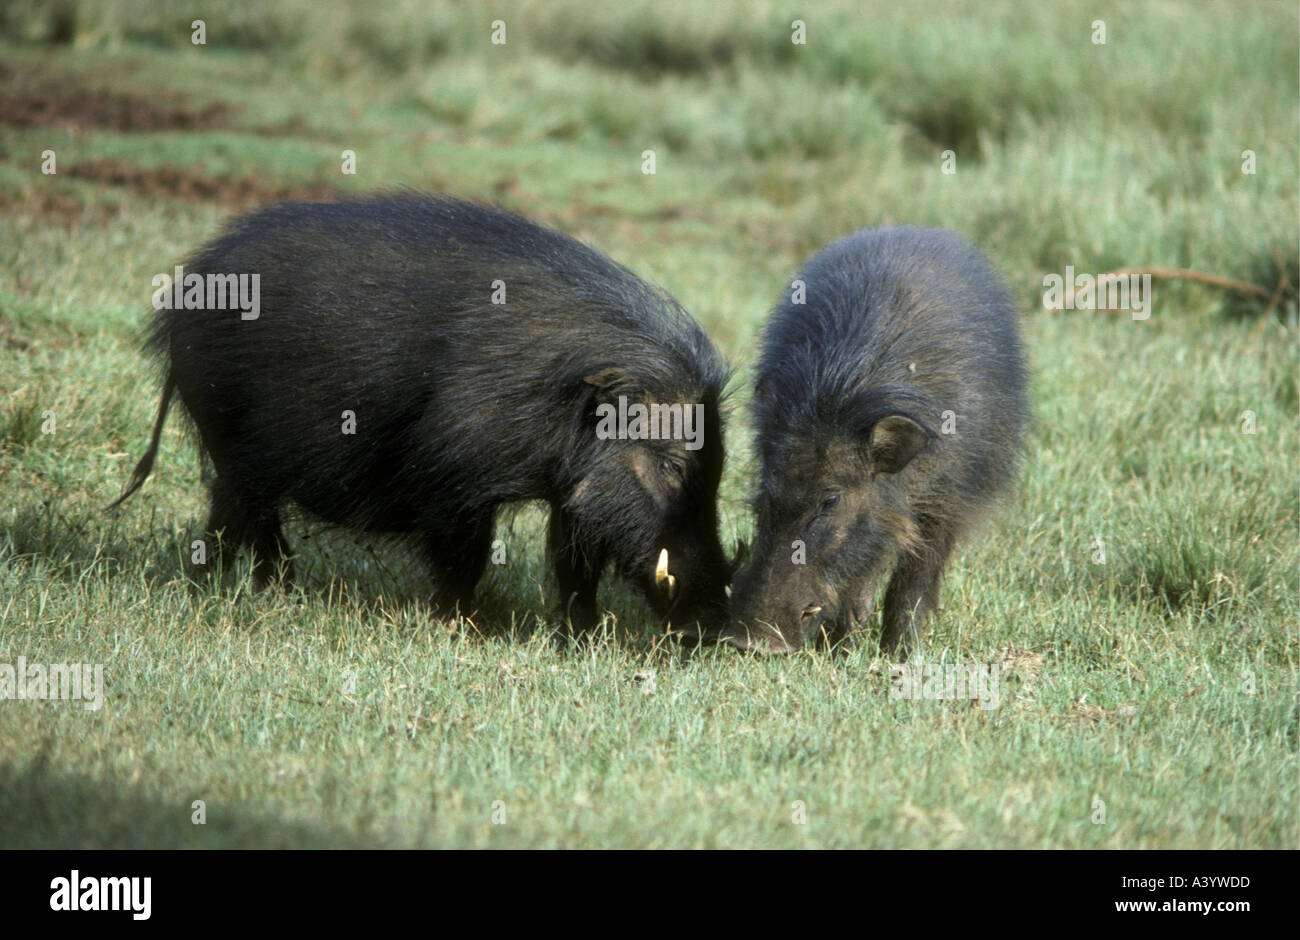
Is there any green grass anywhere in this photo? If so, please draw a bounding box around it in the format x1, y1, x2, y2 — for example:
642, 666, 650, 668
0, 0, 1296, 848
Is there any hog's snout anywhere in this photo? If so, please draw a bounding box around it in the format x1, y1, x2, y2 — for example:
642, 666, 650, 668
722, 601, 825, 652
669, 609, 799, 653
717, 618, 801, 653
653, 546, 731, 637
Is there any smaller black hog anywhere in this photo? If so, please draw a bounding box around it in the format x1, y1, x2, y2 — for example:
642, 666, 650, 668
721, 227, 1027, 658
109, 193, 733, 636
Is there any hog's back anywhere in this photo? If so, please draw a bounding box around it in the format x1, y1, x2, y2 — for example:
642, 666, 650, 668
760, 226, 1028, 523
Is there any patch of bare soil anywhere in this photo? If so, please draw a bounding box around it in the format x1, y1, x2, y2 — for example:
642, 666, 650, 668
0, 185, 114, 223
0, 81, 229, 133
64, 157, 340, 207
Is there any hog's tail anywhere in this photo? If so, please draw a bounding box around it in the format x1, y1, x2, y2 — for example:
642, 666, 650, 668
105, 373, 176, 511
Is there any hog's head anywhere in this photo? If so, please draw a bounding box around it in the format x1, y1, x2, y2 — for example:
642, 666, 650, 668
720, 407, 934, 652
565, 366, 735, 635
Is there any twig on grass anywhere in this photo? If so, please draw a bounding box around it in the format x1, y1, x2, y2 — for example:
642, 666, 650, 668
1054, 265, 1278, 315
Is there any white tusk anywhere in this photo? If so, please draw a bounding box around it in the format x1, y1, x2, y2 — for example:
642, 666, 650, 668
724, 585, 732, 599
655, 548, 678, 601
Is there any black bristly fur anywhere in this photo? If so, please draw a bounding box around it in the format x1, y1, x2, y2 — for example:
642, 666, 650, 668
725, 226, 1028, 658
111, 192, 732, 634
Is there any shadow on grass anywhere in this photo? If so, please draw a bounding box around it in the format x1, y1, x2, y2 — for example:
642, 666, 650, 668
0, 757, 379, 849
3, 495, 679, 654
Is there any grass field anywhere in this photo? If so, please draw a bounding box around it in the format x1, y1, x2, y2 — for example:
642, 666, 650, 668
0, 0, 1296, 848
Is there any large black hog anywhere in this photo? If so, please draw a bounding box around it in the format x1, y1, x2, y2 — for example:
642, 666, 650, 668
722, 227, 1027, 658
110, 193, 732, 635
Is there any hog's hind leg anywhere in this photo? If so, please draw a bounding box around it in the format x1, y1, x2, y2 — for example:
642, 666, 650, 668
425, 512, 495, 619
205, 476, 294, 588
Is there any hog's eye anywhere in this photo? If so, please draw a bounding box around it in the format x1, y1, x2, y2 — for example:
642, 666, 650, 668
818, 494, 841, 515
661, 457, 685, 480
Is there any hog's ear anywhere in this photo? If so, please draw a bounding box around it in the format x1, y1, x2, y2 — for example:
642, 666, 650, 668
866, 415, 931, 474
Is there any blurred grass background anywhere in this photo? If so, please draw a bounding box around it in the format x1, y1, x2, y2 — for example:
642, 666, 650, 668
0, 0, 1296, 848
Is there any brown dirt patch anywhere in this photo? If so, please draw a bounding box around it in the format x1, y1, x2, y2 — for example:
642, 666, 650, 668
64, 157, 340, 207
0, 185, 114, 224
1065, 700, 1138, 727
0, 82, 230, 133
